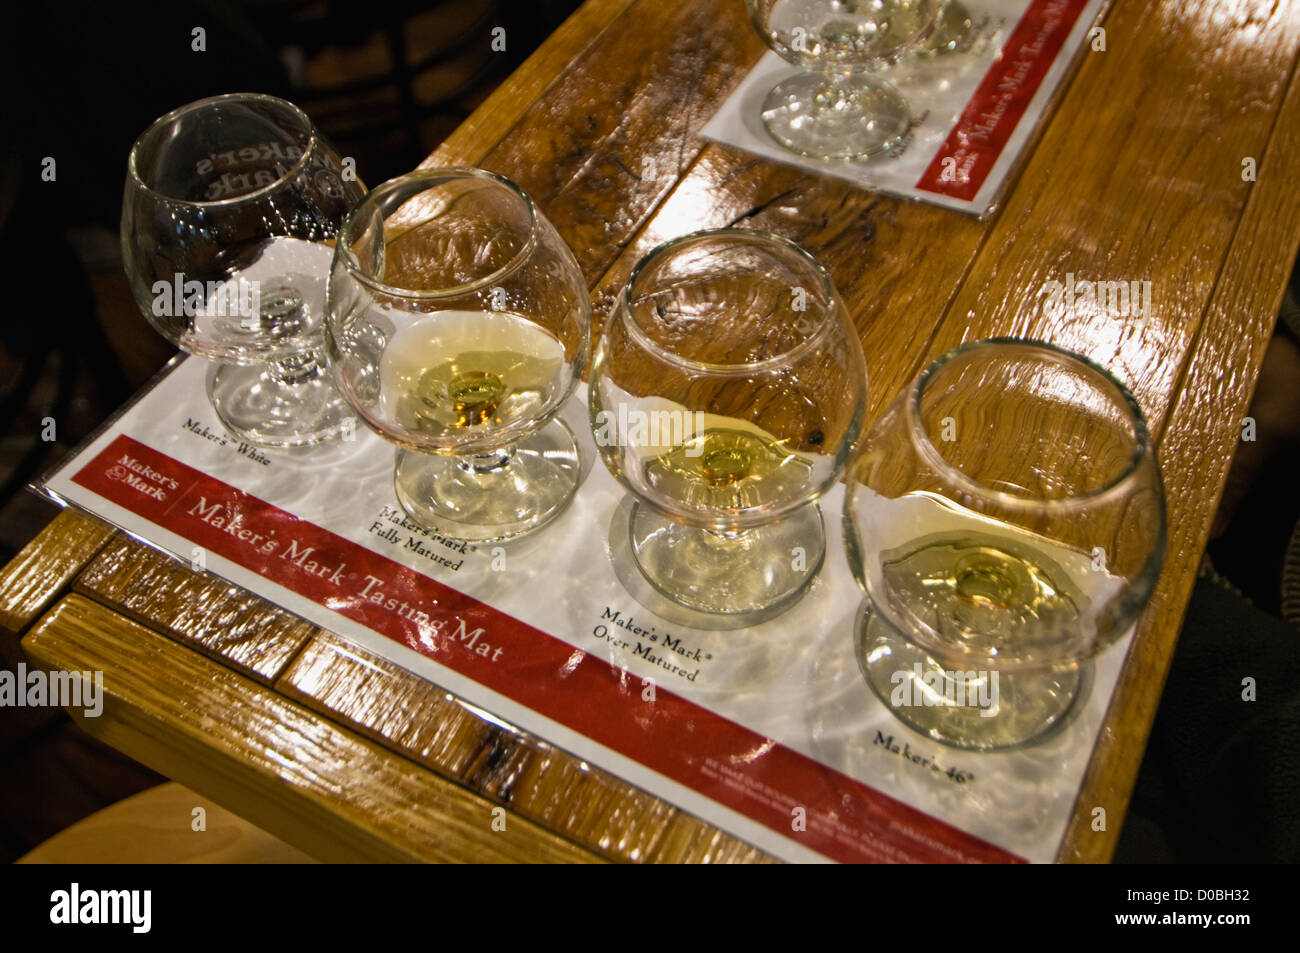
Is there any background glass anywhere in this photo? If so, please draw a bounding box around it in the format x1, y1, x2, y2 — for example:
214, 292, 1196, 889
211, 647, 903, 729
745, 0, 939, 160
843, 339, 1167, 749
326, 167, 590, 542
122, 93, 364, 448
916, 1, 977, 58
590, 228, 867, 627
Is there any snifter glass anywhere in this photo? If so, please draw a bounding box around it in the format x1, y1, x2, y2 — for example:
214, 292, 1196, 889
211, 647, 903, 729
121, 93, 365, 447
325, 168, 590, 542
745, 0, 939, 160
590, 228, 867, 627
843, 340, 1167, 750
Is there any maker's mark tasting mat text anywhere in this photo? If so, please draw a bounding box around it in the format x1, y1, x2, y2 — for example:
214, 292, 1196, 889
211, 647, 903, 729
43, 357, 1133, 863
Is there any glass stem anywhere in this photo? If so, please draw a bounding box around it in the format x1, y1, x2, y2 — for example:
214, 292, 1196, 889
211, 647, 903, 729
268, 350, 324, 387
701, 526, 757, 551
457, 446, 516, 476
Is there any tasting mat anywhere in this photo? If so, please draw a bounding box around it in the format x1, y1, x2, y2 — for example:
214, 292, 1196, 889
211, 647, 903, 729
39, 356, 1134, 863
702, 0, 1109, 217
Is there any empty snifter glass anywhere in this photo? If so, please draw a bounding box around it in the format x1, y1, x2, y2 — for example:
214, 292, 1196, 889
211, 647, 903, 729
843, 340, 1167, 750
325, 168, 590, 542
122, 93, 365, 447
590, 228, 867, 627
746, 0, 939, 160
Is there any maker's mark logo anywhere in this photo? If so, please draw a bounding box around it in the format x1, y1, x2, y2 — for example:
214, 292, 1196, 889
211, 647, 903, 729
108, 453, 180, 501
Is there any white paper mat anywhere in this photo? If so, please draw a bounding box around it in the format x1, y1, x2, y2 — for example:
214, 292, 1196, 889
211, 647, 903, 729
42, 357, 1133, 863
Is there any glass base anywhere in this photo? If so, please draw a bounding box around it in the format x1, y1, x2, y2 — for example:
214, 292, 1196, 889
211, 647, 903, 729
615, 501, 824, 629
207, 362, 357, 449
856, 601, 1090, 751
760, 73, 912, 161
393, 418, 581, 543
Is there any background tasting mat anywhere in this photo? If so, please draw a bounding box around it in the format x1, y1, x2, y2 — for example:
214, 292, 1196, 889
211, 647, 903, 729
702, 0, 1110, 216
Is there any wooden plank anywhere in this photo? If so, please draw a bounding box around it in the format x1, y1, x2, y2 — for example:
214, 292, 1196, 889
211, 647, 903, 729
22, 595, 602, 864
473, 0, 770, 286
278, 630, 767, 861
648, 813, 778, 864
0, 508, 115, 635
75, 537, 315, 685
469, 738, 684, 863
423, 0, 640, 167
1059, 52, 1300, 863
277, 631, 496, 778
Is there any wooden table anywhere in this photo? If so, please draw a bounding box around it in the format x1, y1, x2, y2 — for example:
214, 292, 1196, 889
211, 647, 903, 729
5, 0, 1300, 863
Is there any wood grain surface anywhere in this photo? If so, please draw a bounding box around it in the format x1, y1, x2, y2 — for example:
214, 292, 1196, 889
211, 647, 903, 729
6, 0, 1300, 864
22, 595, 601, 863
1058, 23, 1300, 861
0, 508, 115, 635
73, 537, 317, 684
424, 0, 640, 168
275, 623, 772, 861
